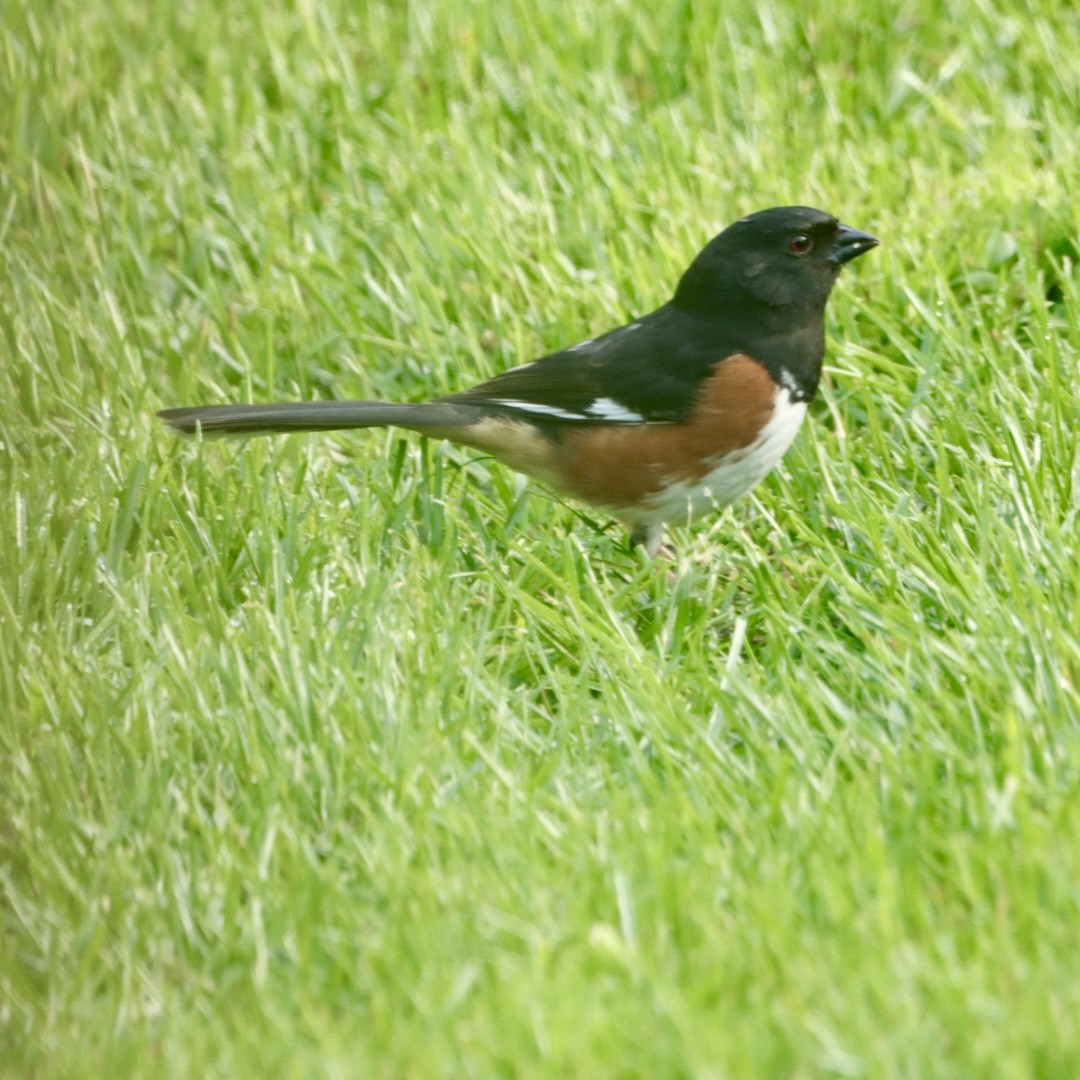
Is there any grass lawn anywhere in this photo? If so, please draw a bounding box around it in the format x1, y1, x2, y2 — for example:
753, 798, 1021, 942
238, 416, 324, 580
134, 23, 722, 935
3, 0, 1080, 1074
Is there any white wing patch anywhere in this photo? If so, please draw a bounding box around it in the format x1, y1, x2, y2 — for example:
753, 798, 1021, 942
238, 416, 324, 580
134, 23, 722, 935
490, 399, 584, 421
490, 396, 645, 423
586, 397, 645, 423
490, 397, 644, 424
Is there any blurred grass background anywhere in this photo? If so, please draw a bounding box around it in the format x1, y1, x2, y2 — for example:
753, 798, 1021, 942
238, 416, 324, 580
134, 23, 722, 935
2, 0, 1080, 1075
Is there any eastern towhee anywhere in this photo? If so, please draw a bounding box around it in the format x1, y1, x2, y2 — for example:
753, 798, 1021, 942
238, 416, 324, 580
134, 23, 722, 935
160, 206, 878, 556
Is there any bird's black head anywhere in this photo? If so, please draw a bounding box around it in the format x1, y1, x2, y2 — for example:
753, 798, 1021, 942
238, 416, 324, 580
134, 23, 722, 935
673, 206, 878, 320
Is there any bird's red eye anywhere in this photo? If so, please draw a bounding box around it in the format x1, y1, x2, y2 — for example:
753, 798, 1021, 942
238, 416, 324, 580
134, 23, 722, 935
788, 233, 813, 256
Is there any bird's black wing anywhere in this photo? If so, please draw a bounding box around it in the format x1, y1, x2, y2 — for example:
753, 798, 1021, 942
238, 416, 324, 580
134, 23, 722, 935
440, 303, 741, 425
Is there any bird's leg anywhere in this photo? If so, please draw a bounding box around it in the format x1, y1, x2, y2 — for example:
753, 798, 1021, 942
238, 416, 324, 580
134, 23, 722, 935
628, 523, 672, 560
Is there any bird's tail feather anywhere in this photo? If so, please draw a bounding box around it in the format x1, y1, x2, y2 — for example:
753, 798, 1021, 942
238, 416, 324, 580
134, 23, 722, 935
157, 400, 483, 437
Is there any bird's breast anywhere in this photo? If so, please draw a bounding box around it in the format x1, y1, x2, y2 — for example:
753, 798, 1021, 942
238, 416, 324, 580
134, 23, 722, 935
551, 354, 804, 519
635, 387, 807, 524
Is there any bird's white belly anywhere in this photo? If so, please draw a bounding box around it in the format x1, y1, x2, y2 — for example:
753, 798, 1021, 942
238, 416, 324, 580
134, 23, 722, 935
636, 389, 808, 524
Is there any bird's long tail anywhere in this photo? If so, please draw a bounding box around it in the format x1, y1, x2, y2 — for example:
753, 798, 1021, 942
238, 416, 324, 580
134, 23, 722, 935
157, 400, 484, 437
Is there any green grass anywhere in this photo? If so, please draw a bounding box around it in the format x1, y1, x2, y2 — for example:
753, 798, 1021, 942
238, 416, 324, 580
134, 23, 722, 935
3, 0, 1080, 1074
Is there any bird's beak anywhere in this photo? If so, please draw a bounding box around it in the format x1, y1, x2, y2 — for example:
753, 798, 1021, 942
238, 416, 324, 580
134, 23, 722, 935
829, 224, 879, 265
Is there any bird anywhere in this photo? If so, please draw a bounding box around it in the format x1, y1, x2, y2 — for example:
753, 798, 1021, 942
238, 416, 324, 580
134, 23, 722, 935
159, 206, 878, 557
